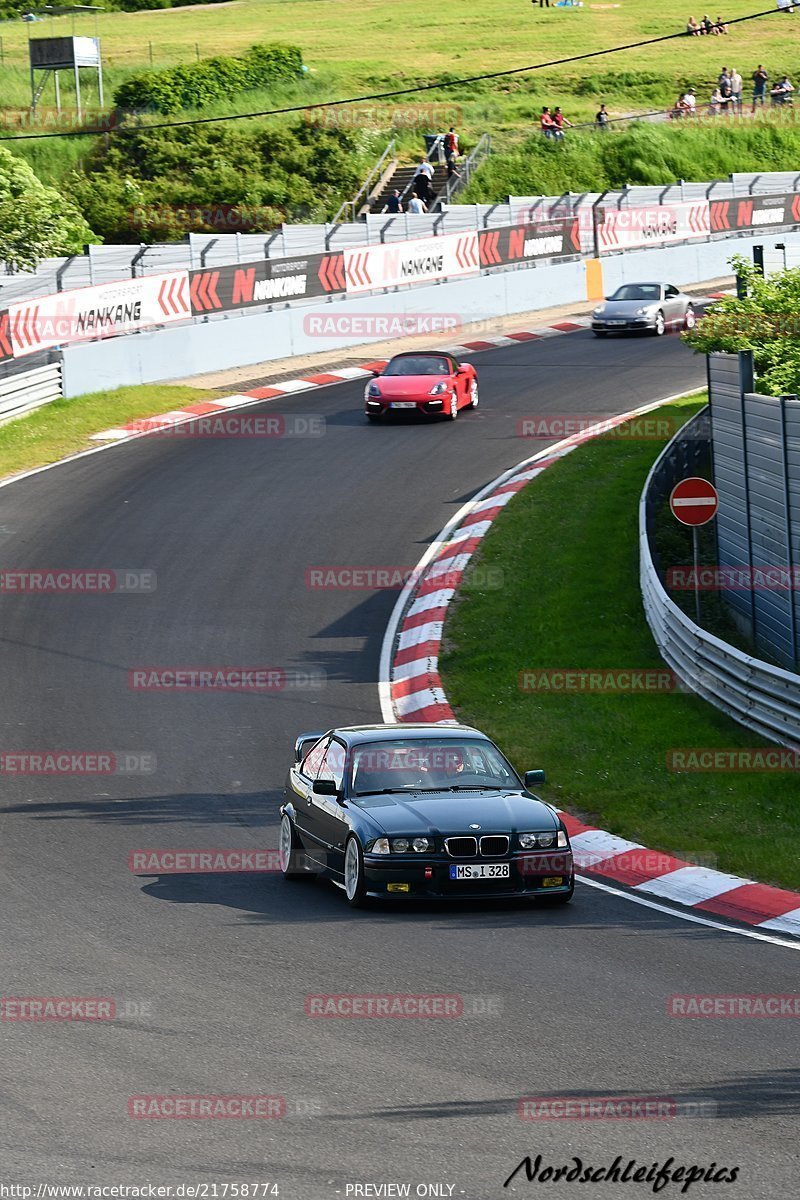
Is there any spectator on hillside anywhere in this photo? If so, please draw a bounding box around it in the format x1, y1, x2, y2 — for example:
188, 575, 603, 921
443, 127, 460, 158
708, 85, 727, 114
701, 13, 716, 33
540, 106, 557, 137
595, 103, 610, 130
683, 87, 697, 112
552, 107, 573, 139
714, 14, 728, 31
413, 158, 434, 204
407, 194, 428, 215
718, 68, 733, 111
776, 0, 794, 13
752, 64, 769, 109
686, 15, 701, 33
730, 67, 743, 111
771, 75, 794, 104
383, 189, 403, 215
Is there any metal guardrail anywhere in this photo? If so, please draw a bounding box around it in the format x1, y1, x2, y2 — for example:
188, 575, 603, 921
0, 360, 62, 424
640, 408, 800, 748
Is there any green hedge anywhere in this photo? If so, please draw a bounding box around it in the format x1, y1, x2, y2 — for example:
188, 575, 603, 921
113, 43, 304, 116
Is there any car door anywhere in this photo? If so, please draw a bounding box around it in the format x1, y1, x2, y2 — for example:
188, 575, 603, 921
313, 738, 349, 878
451, 356, 467, 408
291, 735, 331, 871
663, 284, 682, 324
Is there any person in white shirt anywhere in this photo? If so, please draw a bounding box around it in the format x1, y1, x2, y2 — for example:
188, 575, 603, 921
413, 158, 434, 205
682, 88, 697, 112
407, 195, 428, 214
729, 68, 743, 112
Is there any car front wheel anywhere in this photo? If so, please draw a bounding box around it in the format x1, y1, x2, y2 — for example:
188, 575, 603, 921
653, 311, 666, 336
447, 392, 458, 420
684, 305, 696, 330
469, 379, 479, 409
344, 836, 367, 907
279, 813, 305, 880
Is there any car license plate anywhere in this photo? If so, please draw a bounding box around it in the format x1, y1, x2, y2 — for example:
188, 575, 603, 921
607, 320, 626, 326
391, 402, 417, 409
449, 863, 510, 880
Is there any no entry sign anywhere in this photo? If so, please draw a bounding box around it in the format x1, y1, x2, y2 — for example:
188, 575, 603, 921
669, 477, 719, 527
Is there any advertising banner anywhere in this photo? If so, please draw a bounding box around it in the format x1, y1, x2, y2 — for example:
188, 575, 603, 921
594, 202, 710, 253
189, 252, 346, 315
478, 218, 581, 267
709, 192, 800, 233
343, 232, 479, 294
9, 271, 190, 357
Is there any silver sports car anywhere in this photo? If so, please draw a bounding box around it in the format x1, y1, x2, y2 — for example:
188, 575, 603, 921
591, 282, 696, 336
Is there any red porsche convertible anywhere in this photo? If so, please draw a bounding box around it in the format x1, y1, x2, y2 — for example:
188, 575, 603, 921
364, 352, 479, 422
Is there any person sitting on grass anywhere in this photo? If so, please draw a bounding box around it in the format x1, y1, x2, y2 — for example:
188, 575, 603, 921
686, 15, 701, 34
701, 13, 716, 32
671, 92, 691, 118
771, 75, 795, 104
714, 14, 728, 31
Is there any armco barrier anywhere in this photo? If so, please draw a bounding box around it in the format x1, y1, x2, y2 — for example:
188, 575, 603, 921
640, 409, 800, 748
0, 359, 62, 424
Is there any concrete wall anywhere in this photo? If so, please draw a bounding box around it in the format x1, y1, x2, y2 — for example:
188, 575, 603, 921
61, 229, 791, 398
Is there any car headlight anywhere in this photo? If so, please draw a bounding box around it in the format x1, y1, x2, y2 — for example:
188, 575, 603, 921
593, 307, 605, 317
519, 831, 568, 849
429, 382, 449, 395
367, 381, 382, 397
369, 836, 433, 854
636, 307, 651, 316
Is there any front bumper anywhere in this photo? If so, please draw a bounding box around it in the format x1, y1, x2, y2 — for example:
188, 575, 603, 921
362, 850, 574, 899
365, 396, 452, 417
591, 317, 654, 332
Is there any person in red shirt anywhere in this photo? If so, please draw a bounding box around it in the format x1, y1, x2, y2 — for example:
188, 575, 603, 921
443, 127, 459, 157
552, 107, 574, 139
540, 107, 557, 138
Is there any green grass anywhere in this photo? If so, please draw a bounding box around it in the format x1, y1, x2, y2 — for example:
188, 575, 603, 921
0, 383, 213, 478
440, 395, 800, 891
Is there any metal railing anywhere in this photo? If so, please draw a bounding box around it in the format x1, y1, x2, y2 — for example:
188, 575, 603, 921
333, 139, 397, 225
0, 359, 62, 425
640, 408, 800, 747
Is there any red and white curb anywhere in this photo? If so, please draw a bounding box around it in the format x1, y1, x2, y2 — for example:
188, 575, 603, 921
378, 394, 800, 940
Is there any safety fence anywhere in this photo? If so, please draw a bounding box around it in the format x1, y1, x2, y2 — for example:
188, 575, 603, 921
0, 354, 62, 424
640, 406, 800, 748
0, 170, 799, 369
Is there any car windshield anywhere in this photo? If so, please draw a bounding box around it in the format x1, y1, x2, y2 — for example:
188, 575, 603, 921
608, 285, 662, 302
383, 356, 451, 377
350, 738, 521, 795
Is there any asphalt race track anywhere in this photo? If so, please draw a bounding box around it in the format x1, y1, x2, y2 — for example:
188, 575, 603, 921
0, 328, 797, 1198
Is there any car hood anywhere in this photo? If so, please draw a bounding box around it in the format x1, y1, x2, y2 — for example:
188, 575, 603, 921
596, 299, 659, 317
375, 376, 449, 396
350, 789, 560, 835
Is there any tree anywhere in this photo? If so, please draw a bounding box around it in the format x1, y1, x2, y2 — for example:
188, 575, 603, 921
0, 147, 95, 271
683, 254, 800, 396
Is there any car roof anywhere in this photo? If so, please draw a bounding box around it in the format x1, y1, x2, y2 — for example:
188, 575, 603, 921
388, 351, 453, 359
616, 281, 668, 289
331, 723, 483, 746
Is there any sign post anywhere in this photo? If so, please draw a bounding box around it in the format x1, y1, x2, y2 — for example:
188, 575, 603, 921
669, 477, 720, 623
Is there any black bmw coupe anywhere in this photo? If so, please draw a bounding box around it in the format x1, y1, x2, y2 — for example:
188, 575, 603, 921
279, 723, 574, 907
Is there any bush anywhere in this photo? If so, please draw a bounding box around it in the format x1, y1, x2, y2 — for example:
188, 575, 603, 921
0, 146, 94, 269
113, 43, 304, 116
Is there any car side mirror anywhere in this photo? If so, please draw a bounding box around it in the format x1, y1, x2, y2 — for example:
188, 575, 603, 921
371, 369, 382, 377
312, 778, 340, 797
295, 732, 324, 762
524, 769, 546, 788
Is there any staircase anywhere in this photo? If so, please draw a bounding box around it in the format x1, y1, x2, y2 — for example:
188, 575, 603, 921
369, 162, 450, 214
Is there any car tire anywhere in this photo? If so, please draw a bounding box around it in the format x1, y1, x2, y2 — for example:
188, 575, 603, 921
593, 330, 607, 338
469, 379, 479, 409
684, 305, 696, 330
447, 393, 458, 420
279, 813, 305, 881
343, 836, 368, 907
653, 311, 666, 336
